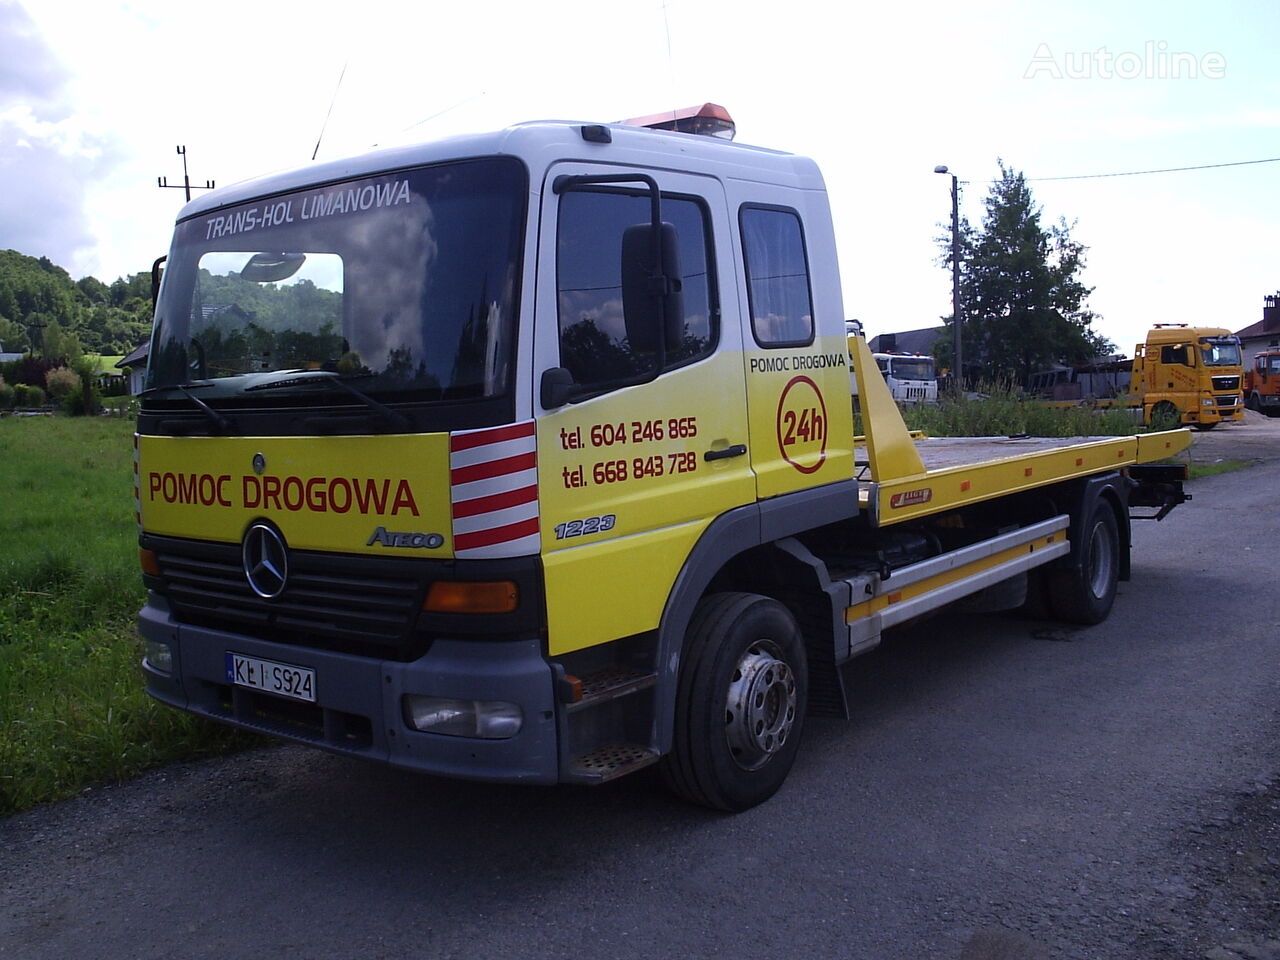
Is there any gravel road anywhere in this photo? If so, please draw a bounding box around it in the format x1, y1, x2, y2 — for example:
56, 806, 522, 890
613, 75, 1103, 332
3, 416, 1278, 960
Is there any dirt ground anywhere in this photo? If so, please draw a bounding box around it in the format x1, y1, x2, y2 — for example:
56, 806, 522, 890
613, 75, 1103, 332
1185, 408, 1280, 464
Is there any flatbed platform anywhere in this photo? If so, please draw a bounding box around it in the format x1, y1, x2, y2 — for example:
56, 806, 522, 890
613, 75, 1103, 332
855, 430, 1192, 526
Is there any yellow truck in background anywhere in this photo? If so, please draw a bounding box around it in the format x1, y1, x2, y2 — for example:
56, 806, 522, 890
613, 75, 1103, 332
136, 104, 1192, 811
1030, 324, 1244, 430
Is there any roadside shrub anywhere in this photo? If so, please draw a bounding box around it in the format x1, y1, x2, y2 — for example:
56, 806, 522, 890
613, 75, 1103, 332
45, 365, 79, 399
62, 358, 102, 417
11, 383, 46, 408
0, 376, 12, 409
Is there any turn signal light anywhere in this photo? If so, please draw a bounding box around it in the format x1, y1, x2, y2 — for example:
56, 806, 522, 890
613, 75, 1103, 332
424, 580, 518, 614
139, 548, 160, 576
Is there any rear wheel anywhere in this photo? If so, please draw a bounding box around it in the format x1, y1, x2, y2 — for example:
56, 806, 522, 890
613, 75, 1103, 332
1048, 500, 1120, 625
661, 592, 808, 812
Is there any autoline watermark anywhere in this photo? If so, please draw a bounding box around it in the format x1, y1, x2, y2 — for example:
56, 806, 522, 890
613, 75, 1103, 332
1025, 42, 1227, 80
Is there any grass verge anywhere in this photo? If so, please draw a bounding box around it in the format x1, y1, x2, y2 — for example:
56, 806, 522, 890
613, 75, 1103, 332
1188, 459, 1253, 479
0, 416, 247, 816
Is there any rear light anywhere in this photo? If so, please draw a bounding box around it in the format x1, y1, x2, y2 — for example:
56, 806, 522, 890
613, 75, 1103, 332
424, 580, 518, 614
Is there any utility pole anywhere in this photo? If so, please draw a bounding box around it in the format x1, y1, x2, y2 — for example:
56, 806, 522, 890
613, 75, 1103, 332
934, 165, 963, 392
22, 316, 46, 356
158, 145, 215, 202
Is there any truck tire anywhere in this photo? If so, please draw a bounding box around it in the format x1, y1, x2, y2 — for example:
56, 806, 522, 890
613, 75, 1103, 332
1150, 401, 1180, 429
1194, 421, 1217, 431
1048, 499, 1119, 625
661, 592, 808, 811
1248, 392, 1261, 412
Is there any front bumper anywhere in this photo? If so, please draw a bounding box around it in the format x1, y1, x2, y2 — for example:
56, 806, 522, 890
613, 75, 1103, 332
140, 599, 560, 784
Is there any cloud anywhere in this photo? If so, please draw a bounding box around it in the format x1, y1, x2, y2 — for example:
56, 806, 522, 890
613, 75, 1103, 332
0, 1, 125, 275
0, 0, 67, 112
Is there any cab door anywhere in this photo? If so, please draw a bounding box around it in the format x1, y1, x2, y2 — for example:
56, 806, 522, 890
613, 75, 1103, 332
533, 164, 755, 656
732, 195, 856, 499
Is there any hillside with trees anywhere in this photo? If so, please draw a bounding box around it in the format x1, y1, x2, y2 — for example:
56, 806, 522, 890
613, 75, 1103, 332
0, 249, 153, 359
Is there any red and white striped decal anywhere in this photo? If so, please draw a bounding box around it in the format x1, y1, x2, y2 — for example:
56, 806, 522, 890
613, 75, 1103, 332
449, 421, 540, 558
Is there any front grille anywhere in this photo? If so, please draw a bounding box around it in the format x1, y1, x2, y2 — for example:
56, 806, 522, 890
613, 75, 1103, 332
1216, 394, 1240, 408
147, 536, 427, 660
1212, 375, 1241, 391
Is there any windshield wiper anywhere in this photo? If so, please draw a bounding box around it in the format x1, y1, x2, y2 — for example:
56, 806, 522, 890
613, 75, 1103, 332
245, 371, 411, 431
177, 385, 235, 432
137, 381, 216, 397
138, 381, 235, 433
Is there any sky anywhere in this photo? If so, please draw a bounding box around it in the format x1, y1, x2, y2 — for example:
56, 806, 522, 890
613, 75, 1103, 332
2, 0, 1277, 353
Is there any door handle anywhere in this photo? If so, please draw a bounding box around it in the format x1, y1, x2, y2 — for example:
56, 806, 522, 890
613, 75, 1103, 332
704, 443, 747, 462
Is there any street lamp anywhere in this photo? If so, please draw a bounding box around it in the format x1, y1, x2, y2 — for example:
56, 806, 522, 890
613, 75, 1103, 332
934, 165, 962, 392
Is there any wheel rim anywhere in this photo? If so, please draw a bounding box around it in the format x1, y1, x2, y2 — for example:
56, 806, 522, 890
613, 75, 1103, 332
724, 640, 798, 771
1086, 519, 1114, 599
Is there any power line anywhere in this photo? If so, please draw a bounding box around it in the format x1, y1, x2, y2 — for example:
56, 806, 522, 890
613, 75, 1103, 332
1026, 156, 1280, 182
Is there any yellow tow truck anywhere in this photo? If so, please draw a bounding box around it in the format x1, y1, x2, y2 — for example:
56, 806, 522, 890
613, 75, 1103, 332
136, 104, 1191, 810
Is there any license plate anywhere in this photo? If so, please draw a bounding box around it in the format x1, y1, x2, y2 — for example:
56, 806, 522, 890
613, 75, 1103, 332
226, 653, 316, 703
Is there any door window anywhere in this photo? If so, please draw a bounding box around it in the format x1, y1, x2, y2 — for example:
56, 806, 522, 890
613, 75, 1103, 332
556, 190, 716, 397
739, 206, 814, 347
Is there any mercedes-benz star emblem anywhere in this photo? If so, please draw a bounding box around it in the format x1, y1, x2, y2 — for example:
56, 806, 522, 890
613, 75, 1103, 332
242, 523, 288, 599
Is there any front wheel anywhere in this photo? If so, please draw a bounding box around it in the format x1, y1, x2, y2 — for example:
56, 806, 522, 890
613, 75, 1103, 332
1194, 421, 1217, 432
661, 592, 808, 812
1150, 401, 1180, 429
1048, 500, 1120, 625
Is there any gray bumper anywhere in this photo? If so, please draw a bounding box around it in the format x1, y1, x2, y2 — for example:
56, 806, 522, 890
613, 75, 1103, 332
139, 600, 560, 784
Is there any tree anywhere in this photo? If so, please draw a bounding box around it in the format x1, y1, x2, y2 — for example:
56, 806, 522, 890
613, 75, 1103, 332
938, 162, 1112, 386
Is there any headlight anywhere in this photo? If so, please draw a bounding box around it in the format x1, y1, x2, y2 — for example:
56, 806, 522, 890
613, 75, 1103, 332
144, 640, 172, 673
402, 695, 522, 739
1202, 399, 1215, 407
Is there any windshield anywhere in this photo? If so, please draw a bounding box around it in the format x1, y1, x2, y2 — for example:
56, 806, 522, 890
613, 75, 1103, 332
1199, 337, 1242, 367
147, 158, 526, 402
889, 357, 935, 380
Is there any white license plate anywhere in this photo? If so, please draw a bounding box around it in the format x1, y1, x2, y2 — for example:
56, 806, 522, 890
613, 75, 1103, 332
226, 653, 316, 703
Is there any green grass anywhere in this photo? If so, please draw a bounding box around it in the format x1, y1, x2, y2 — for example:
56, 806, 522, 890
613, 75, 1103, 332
0, 417, 246, 815
1188, 459, 1252, 479
896, 383, 1144, 438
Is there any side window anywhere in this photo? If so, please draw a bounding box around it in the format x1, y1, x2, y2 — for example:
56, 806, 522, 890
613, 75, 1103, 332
1161, 345, 1190, 366
556, 189, 715, 396
740, 206, 814, 347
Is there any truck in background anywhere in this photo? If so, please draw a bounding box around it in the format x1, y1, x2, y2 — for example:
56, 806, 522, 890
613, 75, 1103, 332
1242, 346, 1280, 417
1029, 324, 1244, 430
847, 329, 938, 405
136, 104, 1192, 811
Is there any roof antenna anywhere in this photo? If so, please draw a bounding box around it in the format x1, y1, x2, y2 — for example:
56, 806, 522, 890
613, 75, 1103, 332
311, 60, 348, 161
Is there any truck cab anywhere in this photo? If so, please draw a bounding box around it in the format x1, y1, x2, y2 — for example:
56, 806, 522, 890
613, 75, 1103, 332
1244, 348, 1280, 416
1129, 324, 1243, 430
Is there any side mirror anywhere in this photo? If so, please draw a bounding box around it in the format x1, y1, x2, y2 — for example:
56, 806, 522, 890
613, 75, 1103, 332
621, 222, 683, 356
541, 366, 575, 409
151, 255, 167, 311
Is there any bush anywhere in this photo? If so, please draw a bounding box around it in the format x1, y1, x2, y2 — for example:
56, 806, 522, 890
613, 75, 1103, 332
62, 358, 102, 417
12, 383, 46, 408
45, 366, 79, 399
0, 376, 11, 409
